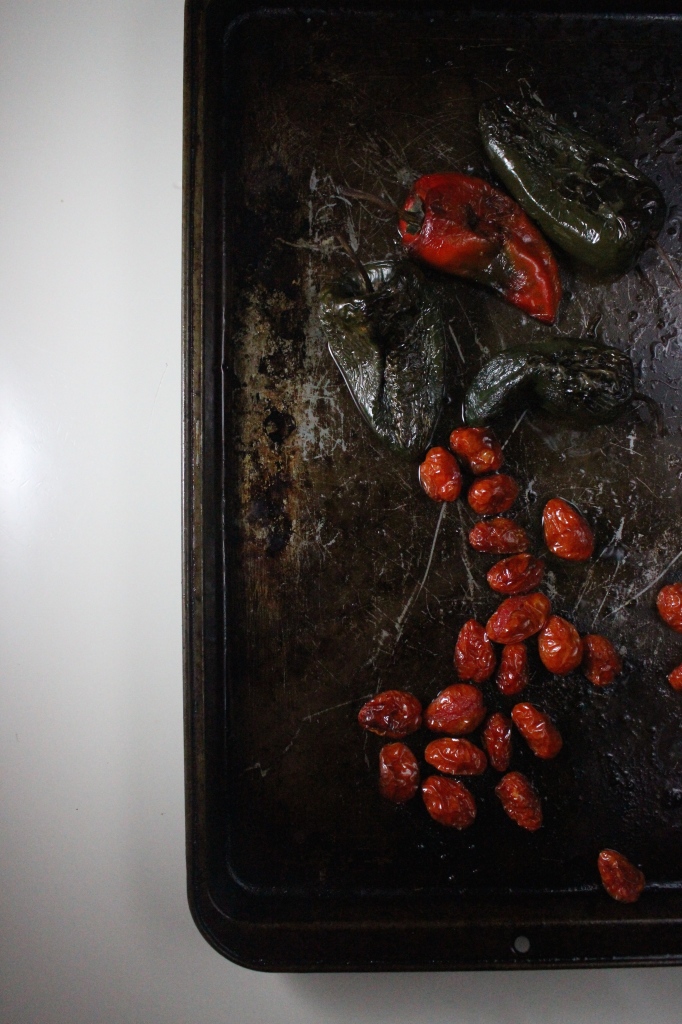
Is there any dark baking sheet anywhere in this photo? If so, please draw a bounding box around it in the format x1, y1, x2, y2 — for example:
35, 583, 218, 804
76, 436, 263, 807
184, 0, 682, 969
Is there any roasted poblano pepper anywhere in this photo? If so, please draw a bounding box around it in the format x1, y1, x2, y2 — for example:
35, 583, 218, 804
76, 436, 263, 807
464, 339, 636, 426
479, 98, 665, 274
318, 261, 446, 456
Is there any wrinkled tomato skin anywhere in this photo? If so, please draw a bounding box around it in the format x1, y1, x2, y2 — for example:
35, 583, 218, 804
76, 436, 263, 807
538, 615, 583, 675
425, 684, 487, 735
512, 702, 563, 759
469, 517, 530, 554
543, 498, 595, 561
378, 743, 420, 803
582, 634, 623, 686
482, 713, 512, 772
487, 554, 545, 595
425, 737, 487, 776
496, 643, 529, 695
668, 663, 682, 691
597, 849, 645, 903
449, 426, 503, 476
657, 583, 682, 633
495, 771, 542, 831
454, 619, 496, 683
358, 690, 422, 738
419, 447, 462, 503
421, 775, 477, 828
486, 592, 551, 644
467, 473, 519, 516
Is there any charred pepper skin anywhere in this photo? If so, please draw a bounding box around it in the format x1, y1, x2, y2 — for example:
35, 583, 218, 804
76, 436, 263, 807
464, 339, 635, 427
479, 97, 665, 275
398, 173, 561, 323
318, 261, 445, 456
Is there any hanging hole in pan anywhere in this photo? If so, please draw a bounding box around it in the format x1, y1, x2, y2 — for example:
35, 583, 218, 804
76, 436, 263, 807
513, 935, 531, 954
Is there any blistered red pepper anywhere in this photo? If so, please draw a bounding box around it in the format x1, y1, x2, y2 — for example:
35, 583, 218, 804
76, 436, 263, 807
597, 849, 645, 903
398, 174, 561, 323
419, 447, 462, 502
454, 619, 496, 684
449, 426, 503, 475
496, 642, 529, 696
378, 743, 420, 803
425, 684, 487, 735
582, 634, 622, 687
486, 592, 551, 644
487, 553, 545, 595
421, 775, 477, 828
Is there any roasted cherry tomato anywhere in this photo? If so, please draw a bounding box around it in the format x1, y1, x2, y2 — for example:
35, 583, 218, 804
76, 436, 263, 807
454, 619, 496, 684
486, 592, 551, 644
482, 713, 512, 772
421, 775, 477, 828
425, 684, 487, 735
512, 702, 563, 759
398, 173, 561, 323
418, 446, 462, 502
495, 771, 542, 831
467, 473, 519, 516
582, 634, 622, 686
542, 498, 594, 561
486, 553, 545, 596
468, 517, 530, 554
358, 690, 422, 738
668, 663, 682, 691
448, 426, 503, 475
597, 849, 645, 903
424, 737, 487, 776
657, 583, 682, 633
496, 642, 529, 695
538, 615, 583, 675
378, 742, 420, 803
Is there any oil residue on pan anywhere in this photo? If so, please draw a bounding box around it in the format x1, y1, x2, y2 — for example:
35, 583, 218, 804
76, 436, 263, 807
214, 11, 682, 906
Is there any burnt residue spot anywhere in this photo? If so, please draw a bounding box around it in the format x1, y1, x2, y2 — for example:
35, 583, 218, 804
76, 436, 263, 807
264, 408, 296, 446
248, 473, 292, 555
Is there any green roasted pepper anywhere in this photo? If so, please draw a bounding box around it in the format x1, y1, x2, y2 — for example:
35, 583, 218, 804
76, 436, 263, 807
464, 339, 638, 426
479, 97, 665, 274
318, 261, 446, 456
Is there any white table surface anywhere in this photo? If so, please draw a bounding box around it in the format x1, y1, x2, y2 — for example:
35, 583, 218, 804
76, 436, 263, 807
2, 1, 682, 1020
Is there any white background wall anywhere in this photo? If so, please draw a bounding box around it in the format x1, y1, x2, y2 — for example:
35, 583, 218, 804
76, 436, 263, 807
1, 1, 682, 1020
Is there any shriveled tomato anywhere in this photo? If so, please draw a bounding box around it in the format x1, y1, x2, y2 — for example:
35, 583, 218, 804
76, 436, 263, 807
482, 713, 512, 772
419, 446, 462, 502
542, 498, 594, 561
424, 737, 487, 776
511, 702, 563, 759
421, 775, 477, 828
358, 690, 422, 738
425, 684, 487, 735
449, 426, 503, 475
469, 517, 530, 554
538, 615, 583, 675
467, 473, 519, 516
657, 583, 682, 632
378, 743, 420, 803
496, 642, 529, 696
398, 173, 561, 323
668, 663, 682, 691
495, 771, 542, 831
597, 849, 645, 903
486, 592, 551, 644
582, 634, 622, 687
486, 553, 545, 595
454, 619, 496, 683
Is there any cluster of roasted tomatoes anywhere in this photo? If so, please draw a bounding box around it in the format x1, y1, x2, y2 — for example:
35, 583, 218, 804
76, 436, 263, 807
357, 425, 653, 905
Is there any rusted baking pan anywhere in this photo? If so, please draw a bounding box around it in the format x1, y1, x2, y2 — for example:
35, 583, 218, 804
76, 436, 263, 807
184, 0, 682, 969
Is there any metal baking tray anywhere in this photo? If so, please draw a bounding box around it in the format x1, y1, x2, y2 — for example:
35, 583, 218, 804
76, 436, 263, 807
183, 0, 682, 969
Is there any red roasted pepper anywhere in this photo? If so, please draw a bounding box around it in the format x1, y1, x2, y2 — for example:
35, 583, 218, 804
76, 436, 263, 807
398, 173, 561, 323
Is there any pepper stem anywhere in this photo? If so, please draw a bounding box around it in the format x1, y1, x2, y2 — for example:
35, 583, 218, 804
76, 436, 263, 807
335, 234, 373, 294
632, 391, 665, 437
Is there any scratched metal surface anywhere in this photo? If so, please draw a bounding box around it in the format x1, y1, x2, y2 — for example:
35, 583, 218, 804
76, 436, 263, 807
219, 10, 682, 898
